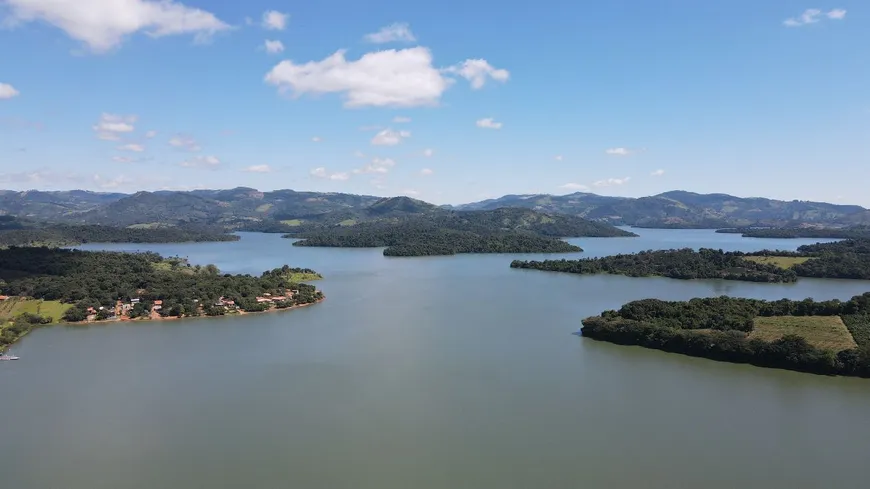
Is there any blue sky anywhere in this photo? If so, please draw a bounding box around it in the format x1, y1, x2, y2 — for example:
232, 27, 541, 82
0, 1, 867, 205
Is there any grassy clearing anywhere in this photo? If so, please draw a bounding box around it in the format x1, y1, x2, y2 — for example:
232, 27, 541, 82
743, 256, 813, 269
285, 272, 323, 282
256, 203, 273, 212
280, 219, 303, 226
750, 316, 857, 351
338, 219, 357, 226
0, 297, 71, 324
126, 223, 162, 229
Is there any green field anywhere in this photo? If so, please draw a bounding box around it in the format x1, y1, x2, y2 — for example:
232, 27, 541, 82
743, 256, 813, 269
0, 297, 71, 324
255, 203, 273, 212
285, 272, 323, 282
750, 316, 858, 351
338, 219, 357, 226
280, 219, 303, 226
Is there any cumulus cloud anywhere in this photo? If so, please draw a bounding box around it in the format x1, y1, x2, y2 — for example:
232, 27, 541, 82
422, 148, 434, 157
144, 130, 157, 138
310, 167, 349, 180
243, 164, 272, 173
476, 118, 502, 129
560, 183, 589, 191
605, 147, 632, 156
119, 143, 145, 152
420, 168, 434, 176
264, 47, 508, 108
392, 116, 411, 123
264, 39, 284, 53
650, 169, 665, 177
364, 23, 416, 43
354, 157, 396, 174
93, 113, 136, 140
593, 177, 630, 188
262, 10, 288, 30
0, 83, 20, 99
169, 135, 201, 151
784, 8, 845, 26
3, 0, 230, 52
371, 128, 410, 146
444, 59, 510, 89
180, 155, 220, 168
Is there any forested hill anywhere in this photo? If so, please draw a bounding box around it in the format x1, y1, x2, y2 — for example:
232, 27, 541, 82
285, 207, 625, 256
0, 224, 238, 247
2, 187, 869, 230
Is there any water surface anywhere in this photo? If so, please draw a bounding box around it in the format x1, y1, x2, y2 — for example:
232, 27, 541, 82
1, 229, 868, 489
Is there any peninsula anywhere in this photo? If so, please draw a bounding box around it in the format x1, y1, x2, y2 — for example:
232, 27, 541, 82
0, 247, 324, 353
510, 238, 870, 282
580, 294, 870, 377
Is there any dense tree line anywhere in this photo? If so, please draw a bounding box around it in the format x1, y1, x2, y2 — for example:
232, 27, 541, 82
291, 219, 583, 256
716, 227, 870, 239
581, 293, 870, 377
510, 248, 797, 282
0, 248, 323, 324
1, 312, 53, 352
0, 224, 238, 247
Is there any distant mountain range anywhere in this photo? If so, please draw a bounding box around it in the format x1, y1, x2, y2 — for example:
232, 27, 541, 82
0, 187, 868, 229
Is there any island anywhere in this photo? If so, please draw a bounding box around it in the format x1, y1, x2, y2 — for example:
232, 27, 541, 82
716, 227, 870, 239
0, 247, 324, 353
510, 238, 870, 282
286, 207, 638, 257
0, 221, 239, 247
580, 294, 870, 377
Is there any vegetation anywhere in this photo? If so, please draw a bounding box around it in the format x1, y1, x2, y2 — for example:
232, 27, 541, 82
511, 249, 798, 282
0, 224, 238, 247
716, 227, 870, 239
580, 294, 870, 377
512, 239, 870, 282
0, 248, 324, 351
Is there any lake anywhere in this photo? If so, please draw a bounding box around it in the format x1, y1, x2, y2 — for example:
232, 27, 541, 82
2, 229, 869, 488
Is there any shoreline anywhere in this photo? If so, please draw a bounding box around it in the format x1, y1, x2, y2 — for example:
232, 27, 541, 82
0, 296, 326, 354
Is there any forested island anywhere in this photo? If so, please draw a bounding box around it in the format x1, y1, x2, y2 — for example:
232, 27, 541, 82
580, 294, 870, 377
716, 227, 870, 239
0, 247, 323, 352
511, 239, 870, 282
285, 207, 639, 256
0, 223, 238, 247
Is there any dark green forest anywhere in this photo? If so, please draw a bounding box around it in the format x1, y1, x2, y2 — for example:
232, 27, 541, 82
716, 227, 870, 239
581, 294, 870, 377
0, 224, 238, 247
0, 247, 323, 329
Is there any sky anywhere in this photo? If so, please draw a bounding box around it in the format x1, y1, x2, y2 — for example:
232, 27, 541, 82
0, 0, 867, 206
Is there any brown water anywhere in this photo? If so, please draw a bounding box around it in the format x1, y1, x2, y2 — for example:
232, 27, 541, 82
1, 229, 869, 488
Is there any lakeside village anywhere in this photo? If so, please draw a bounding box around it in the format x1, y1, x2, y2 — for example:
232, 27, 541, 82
84, 289, 311, 322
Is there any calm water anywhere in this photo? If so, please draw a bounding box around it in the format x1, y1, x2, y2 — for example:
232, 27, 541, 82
2, 229, 869, 488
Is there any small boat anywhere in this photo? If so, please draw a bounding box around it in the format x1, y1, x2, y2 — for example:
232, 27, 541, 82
0, 354, 19, 361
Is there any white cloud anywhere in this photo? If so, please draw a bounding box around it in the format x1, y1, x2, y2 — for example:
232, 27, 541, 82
560, 183, 589, 191
650, 169, 665, 177
0, 83, 20, 99
354, 157, 396, 174
169, 135, 201, 151
310, 167, 349, 180
371, 128, 411, 145
605, 147, 632, 156
244, 164, 272, 173
827, 9, 847, 20
265, 47, 451, 108
92, 173, 132, 189
364, 23, 416, 44
264, 39, 284, 54
180, 155, 220, 168
112, 156, 134, 163
3, 0, 230, 52
422, 148, 434, 157
476, 118, 502, 129
420, 168, 434, 176
444, 59, 510, 89
554, 155, 563, 161
311, 136, 322, 142
783, 8, 845, 26
144, 130, 157, 138
392, 116, 411, 123
262, 10, 288, 31
353, 150, 367, 158
93, 113, 136, 140
119, 143, 145, 152
593, 177, 630, 188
